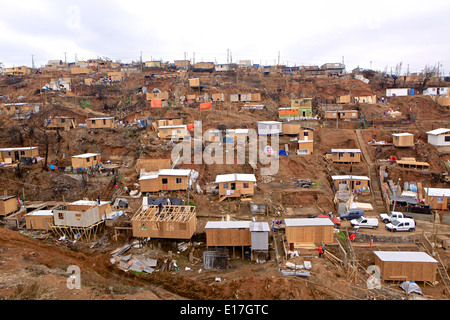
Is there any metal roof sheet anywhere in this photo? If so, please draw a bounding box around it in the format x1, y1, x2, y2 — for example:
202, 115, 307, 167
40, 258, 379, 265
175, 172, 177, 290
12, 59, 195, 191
424, 188, 450, 197
71, 153, 100, 158
285, 218, 334, 227
205, 221, 251, 229
215, 173, 256, 183
426, 128, 450, 135
331, 149, 361, 153
374, 251, 437, 263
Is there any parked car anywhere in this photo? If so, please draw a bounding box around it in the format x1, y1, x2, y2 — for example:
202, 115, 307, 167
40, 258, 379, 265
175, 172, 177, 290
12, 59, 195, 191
350, 217, 379, 229
316, 214, 341, 227
339, 209, 364, 220
385, 218, 416, 232
379, 211, 413, 223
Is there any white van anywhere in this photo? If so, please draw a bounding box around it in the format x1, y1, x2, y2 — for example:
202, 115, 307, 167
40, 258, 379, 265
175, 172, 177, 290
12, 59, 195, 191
350, 217, 379, 229
385, 218, 416, 232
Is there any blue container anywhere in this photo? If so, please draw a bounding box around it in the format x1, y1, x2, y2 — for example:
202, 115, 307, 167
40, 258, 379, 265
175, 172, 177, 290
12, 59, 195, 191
410, 89, 414, 95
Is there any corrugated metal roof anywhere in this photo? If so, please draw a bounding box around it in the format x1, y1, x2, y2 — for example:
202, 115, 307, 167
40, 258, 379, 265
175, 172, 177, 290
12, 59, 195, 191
374, 251, 437, 263
392, 133, 413, 136
285, 218, 334, 227
0, 147, 38, 151
158, 169, 191, 176
424, 188, 450, 197
215, 173, 256, 183
331, 175, 370, 180
25, 210, 53, 217
71, 153, 100, 158
331, 149, 361, 153
426, 128, 450, 135
205, 221, 251, 229
158, 125, 187, 129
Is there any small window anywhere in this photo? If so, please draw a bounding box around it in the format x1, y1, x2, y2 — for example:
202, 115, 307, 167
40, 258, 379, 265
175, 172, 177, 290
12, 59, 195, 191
304, 131, 309, 136
93, 156, 97, 161
58, 212, 64, 220
162, 178, 168, 184
7, 152, 11, 156
163, 130, 168, 134
176, 178, 182, 184
91, 120, 96, 124
339, 153, 344, 157
75, 213, 82, 221
445, 136, 450, 142
86, 157, 90, 162
355, 181, 361, 185
243, 183, 249, 188
20, 151, 25, 155
223, 183, 229, 189
350, 153, 355, 157
61, 118, 65, 123
103, 119, 106, 125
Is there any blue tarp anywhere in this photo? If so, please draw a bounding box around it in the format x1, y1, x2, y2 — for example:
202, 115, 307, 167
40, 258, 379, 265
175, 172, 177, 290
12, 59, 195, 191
279, 149, 288, 156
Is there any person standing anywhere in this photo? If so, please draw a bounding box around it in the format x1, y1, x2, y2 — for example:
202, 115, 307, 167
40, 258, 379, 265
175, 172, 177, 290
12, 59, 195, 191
318, 245, 323, 258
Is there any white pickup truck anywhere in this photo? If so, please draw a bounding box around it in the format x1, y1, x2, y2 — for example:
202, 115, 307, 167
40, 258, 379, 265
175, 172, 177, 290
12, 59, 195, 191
385, 218, 416, 232
350, 217, 379, 229
379, 211, 413, 223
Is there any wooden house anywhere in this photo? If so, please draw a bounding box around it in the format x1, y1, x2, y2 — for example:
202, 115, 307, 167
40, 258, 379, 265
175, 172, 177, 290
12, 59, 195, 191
153, 118, 183, 129
131, 204, 196, 239
86, 117, 115, 129
157, 125, 189, 139
174, 60, 190, 69
212, 93, 226, 102
146, 91, 169, 100
24, 210, 54, 230
298, 128, 313, 141
392, 133, 414, 147
71, 153, 101, 168
215, 174, 256, 199
424, 188, 450, 210
386, 88, 410, 97
204, 129, 222, 143
2, 66, 31, 76
70, 67, 92, 75
354, 95, 377, 104
373, 251, 437, 282
192, 62, 215, 72
336, 95, 351, 104
291, 98, 313, 108
257, 121, 282, 135
324, 110, 358, 120
297, 141, 314, 155
51, 200, 110, 240
0, 147, 39, 163
139, 169, 191, 193
144, 61, 162, 68
205, 221, 270, 260
331, 175, 370, 193
426, 128, 450, 147
0, 196, 18, 216
284, 218, 335, 244
282, 123, 302, 135
328, 149, 361, 163
226, 129, 250, 144
107, 71, 124, 81
46, 116, 78, 131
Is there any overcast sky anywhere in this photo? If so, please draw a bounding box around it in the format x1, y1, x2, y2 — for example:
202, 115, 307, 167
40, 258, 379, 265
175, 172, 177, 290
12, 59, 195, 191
1, 0, 449, 75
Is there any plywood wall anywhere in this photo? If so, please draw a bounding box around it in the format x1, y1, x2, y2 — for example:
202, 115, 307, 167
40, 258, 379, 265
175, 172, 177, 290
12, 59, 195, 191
206, 228, 251, 247
285, 225, 335, 244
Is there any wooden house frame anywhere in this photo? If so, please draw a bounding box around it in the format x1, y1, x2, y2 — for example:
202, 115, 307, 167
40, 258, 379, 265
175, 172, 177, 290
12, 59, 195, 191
131, 205, 196, 239
373, 251, 437, 282
24, 210, 54, 231
0, 196, 18, 216
285, 218, 335, 245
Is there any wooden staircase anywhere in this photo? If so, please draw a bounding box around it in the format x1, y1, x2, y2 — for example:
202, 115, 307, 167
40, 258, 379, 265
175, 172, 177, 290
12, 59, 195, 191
355, 129, 387, 214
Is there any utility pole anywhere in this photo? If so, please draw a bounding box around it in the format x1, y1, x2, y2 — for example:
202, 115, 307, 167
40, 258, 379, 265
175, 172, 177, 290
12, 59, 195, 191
31, 55, 35, 69
277, 51, 280, 65
140, 51, 143, 73
64, 52, 67, 64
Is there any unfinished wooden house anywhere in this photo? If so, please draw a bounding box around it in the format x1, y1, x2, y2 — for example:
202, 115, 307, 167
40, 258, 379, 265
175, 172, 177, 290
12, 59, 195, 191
392, 133, 414, 147
215, 174, 256, 200
324, 110, 358, 120
24, 210, 54, 231
226, 129, 250, 144
284, 218, 335, 244
157, 125, 189, 139
152, 118, 183, 131
282, 123, 302, 135
297, 141, 314, 155
0, 147, 39, 163
71, 153, 101, 168
331, 175, 370, 193
86, 117, 115, 129
205, 221, 270, 260
46, 116, 78, 131
424, 188, 450, 210
131, 204, 196, 239
327, 149, 361, 163
0, 196, 18, 216
373, 251, 438, 282
50, 200, 112, 240
211, 93, 226, 102
139, 169, 191, 193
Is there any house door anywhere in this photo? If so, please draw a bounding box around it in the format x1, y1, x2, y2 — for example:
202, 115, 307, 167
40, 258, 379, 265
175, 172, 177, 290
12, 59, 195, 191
231, 183, 236, 190
14, 151, 19, 161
